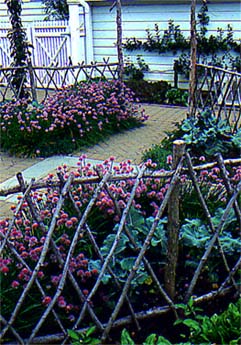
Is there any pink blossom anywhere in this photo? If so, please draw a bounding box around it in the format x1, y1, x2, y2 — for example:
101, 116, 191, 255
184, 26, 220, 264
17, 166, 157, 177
166, 155, 173, 165
11, 280, 20, 288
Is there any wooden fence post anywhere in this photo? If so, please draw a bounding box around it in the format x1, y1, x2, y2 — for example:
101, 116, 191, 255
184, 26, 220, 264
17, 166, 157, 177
188, 0, 197, 118
27, 59, 37, 102
164, 140, 186, 300
173, 60, 179, 89
116, 0, 124, 81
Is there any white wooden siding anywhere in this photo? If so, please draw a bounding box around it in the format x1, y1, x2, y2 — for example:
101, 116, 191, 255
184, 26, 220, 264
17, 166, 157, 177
0, 1, 46, 22
91, 1, 241, 86
0, 0, 240, 87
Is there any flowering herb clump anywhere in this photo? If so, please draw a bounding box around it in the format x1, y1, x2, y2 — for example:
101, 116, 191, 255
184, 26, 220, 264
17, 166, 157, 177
0, 80, 148, 157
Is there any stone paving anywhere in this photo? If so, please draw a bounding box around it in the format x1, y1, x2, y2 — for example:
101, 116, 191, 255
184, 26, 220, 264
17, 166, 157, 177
0, 104, 187, 218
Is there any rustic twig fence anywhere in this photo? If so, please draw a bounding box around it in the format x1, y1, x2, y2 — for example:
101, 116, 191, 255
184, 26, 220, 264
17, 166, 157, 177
0, 144, 240, 344
194, 64, 241, 131
0, 58, 119, 102
1, 60, 240, 130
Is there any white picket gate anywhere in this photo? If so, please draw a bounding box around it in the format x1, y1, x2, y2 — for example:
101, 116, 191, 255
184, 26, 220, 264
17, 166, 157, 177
30, 20, 73, 86
0, 22, 11, 68
0, 19, 82, 87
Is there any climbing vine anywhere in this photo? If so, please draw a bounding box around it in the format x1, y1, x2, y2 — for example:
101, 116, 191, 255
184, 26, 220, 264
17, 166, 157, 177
5, 0, 31, 98
123, 2, 241, 75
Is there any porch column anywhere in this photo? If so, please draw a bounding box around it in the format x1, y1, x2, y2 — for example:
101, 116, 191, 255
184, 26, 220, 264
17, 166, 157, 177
67, 0, 85, 64
79, 0, 94, 64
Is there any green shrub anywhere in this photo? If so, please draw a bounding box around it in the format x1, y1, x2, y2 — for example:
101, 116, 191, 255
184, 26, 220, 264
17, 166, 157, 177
125, 80, 171, 104
165, 88, 188, 106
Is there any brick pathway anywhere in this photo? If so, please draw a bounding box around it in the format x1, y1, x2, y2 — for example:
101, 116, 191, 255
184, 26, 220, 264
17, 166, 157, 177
0, 104, 187, 218
73, 104, 186, 163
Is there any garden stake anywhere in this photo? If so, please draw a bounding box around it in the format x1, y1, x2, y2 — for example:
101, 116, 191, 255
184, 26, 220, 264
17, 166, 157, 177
188, 0, 197, 118
104, 178, 180, 315
164, 139, 185, 300
89, 168, 141, 332
97, 168, 179, 319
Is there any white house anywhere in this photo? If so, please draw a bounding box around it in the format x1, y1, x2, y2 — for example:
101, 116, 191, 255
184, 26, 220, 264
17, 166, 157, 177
0, 0, 240, 85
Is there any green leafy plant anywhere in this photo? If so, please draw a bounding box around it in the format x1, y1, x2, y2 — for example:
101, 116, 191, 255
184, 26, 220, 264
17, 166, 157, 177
89, 208, 167, 289
121, 328, 171, 345
175, 298, 241, 344
142, 108, 240, 162
123, 20, 189, 54
120, 299, 241, 344
180, 108, 240, 156
179, 207, 240, 288
180, 208, 240, 254
68, 326, 100, 345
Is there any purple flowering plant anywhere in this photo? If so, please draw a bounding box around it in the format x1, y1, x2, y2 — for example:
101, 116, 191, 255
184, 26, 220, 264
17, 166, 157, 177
0, 80, 148, 157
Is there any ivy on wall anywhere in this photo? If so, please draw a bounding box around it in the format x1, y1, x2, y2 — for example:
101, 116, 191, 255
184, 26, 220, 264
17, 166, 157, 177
123, 2, 241, 75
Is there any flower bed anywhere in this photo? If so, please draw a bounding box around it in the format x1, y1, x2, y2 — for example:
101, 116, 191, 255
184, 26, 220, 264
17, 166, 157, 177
0, 80, 147, 157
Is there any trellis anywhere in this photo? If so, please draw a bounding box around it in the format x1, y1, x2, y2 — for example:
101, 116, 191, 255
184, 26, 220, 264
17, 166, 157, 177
0, 146, 240, 344
0, 58, 119, 102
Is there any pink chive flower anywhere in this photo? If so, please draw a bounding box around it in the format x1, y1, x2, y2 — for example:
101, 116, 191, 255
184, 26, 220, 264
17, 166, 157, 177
11, 280, 20, 288
42, 296, 52, 306
166, 155, 173, 165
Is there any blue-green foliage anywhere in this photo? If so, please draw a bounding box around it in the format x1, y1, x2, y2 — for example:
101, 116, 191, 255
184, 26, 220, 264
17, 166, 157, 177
89, 208, 167, 287
181, 109, 239, 156
180, 208, 240, 271
180, 208, 240, 250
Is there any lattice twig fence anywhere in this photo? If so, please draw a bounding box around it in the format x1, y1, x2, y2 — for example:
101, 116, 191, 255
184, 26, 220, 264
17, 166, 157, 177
194, 64, 241, 131
0, 58, 119, 102
0, 145, 240, 344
